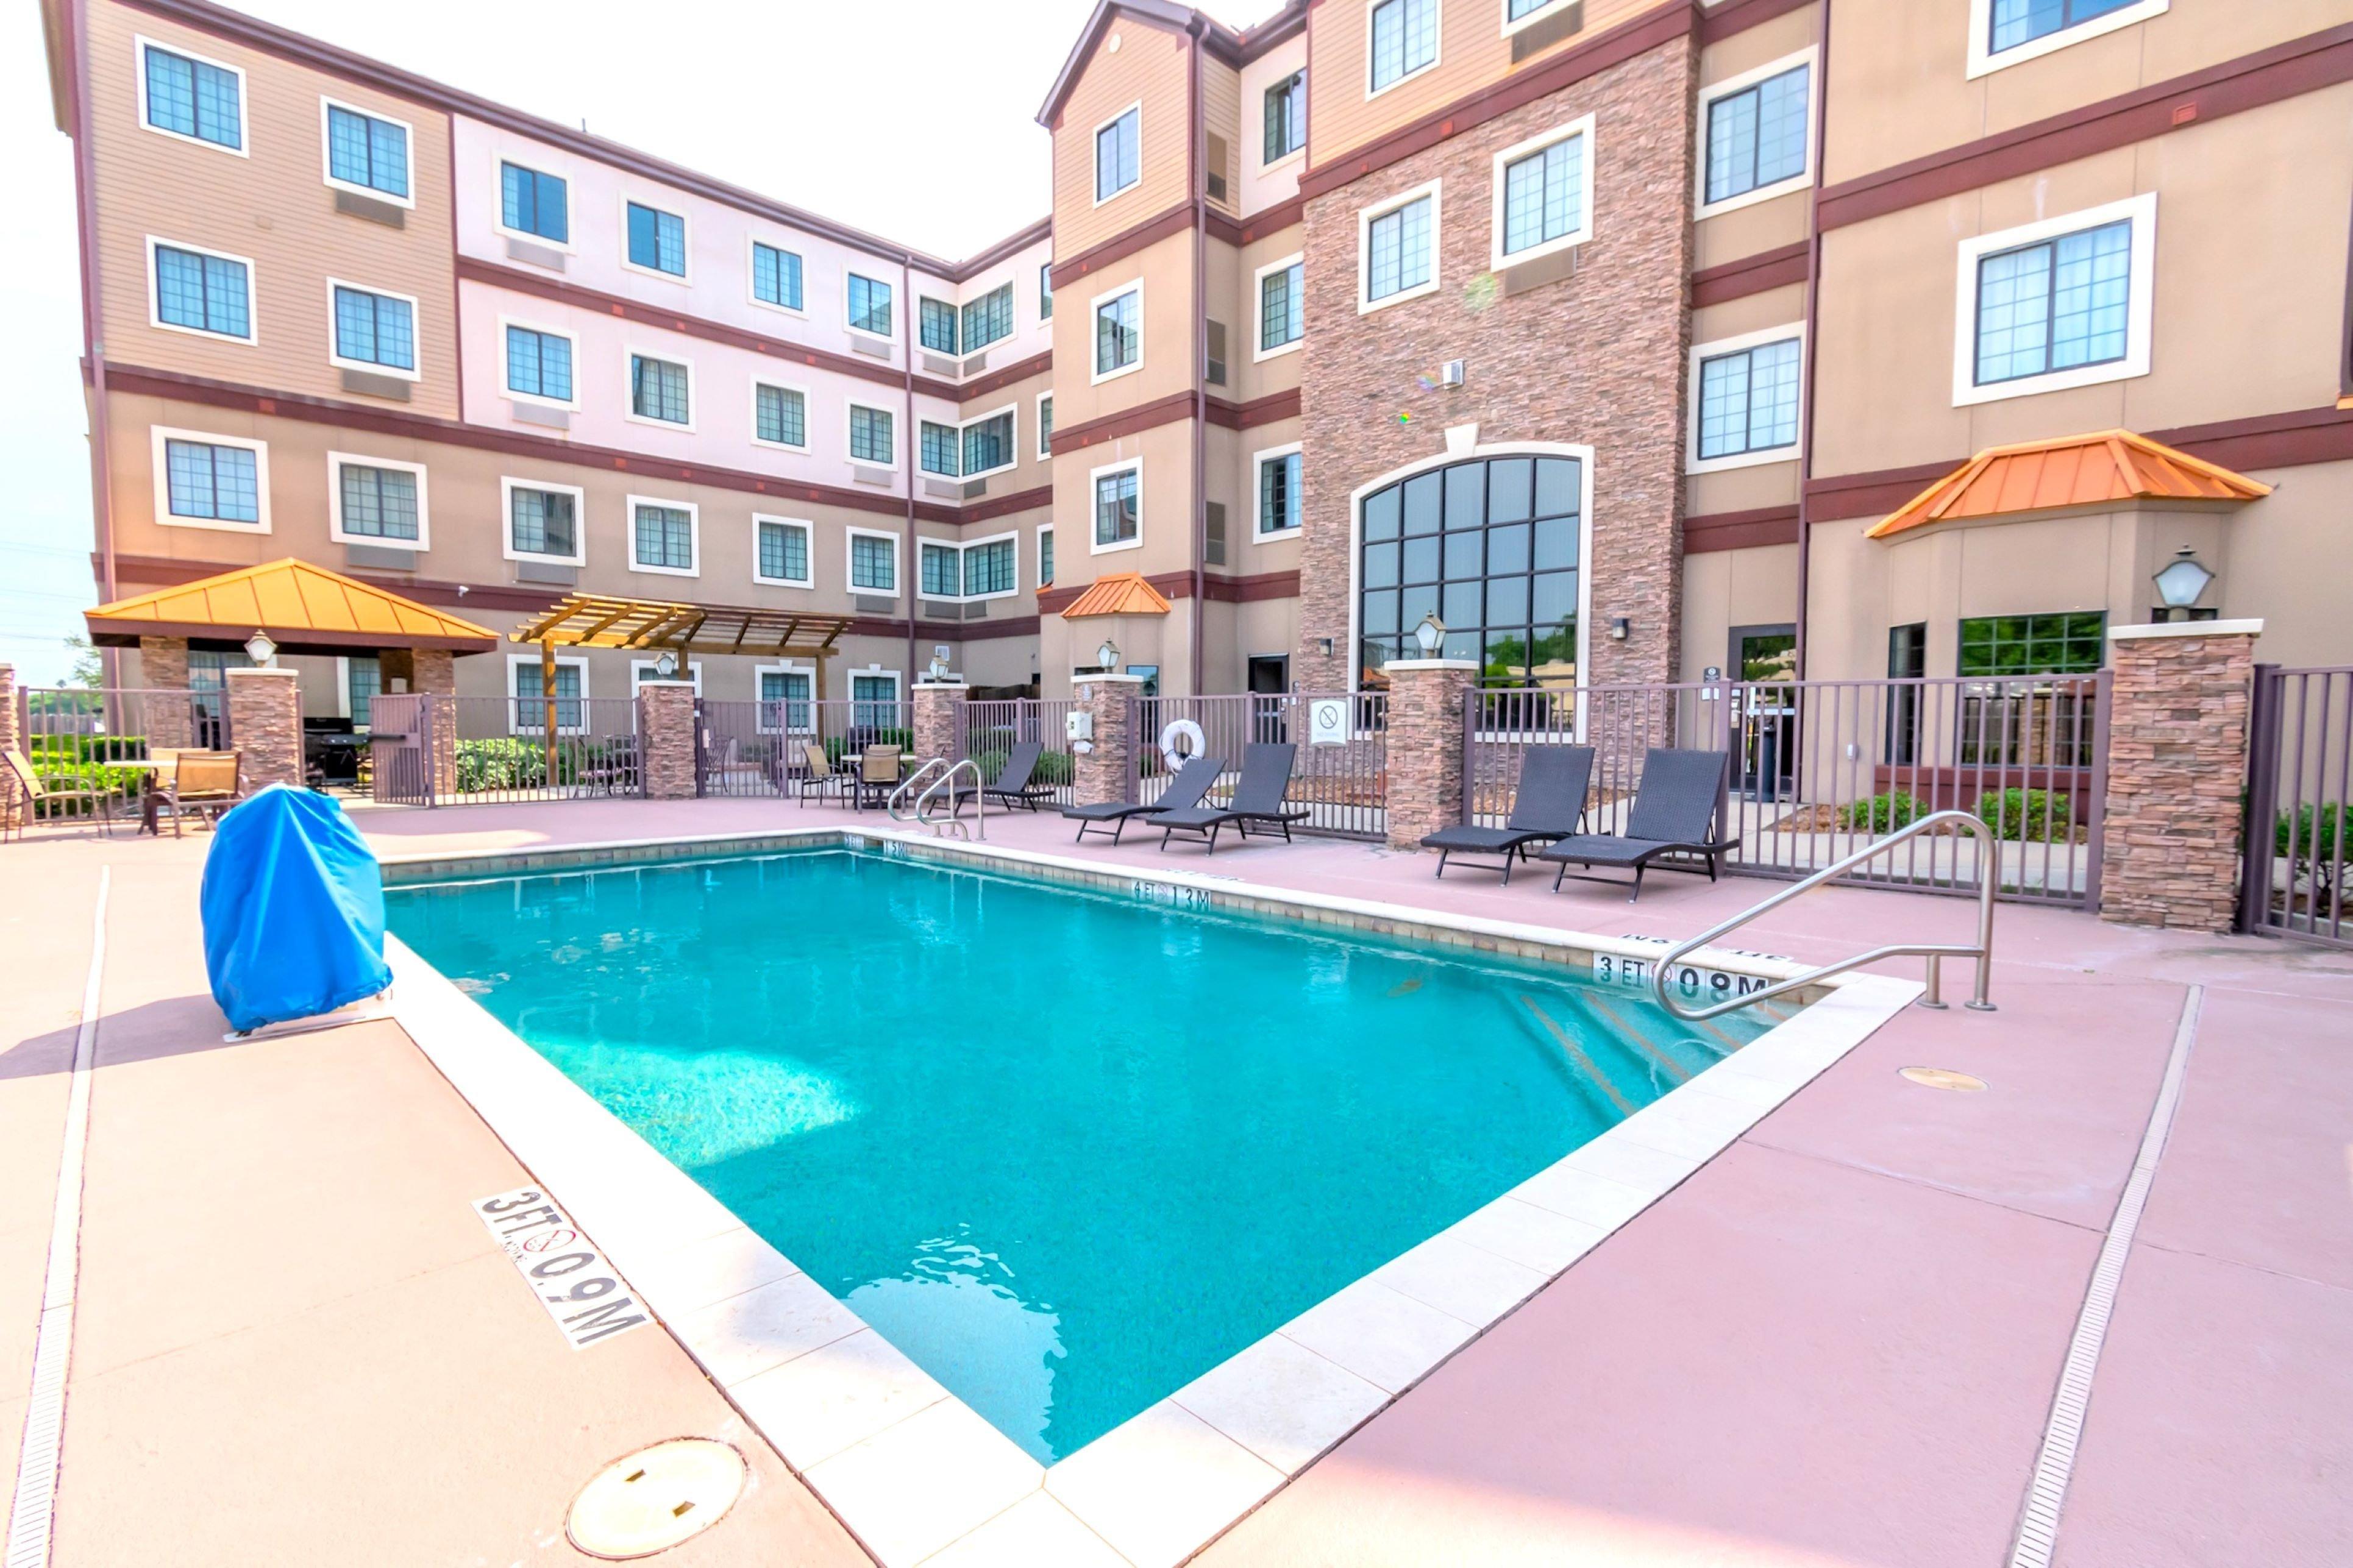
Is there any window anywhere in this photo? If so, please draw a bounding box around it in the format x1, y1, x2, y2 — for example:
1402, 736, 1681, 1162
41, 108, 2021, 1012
1369, 0, 1438, 94
752, 241, 803, 310
1957, 612, 2104, 767
157, 433, 263, 527
755, 517, 811, 586
963, 410, 1015, 477
1702, 59, 1811, 210
500, 161, 568, 243
631, 499, 697, 574
1357, 453, 1584, 687
1258, 257, 1304, 355
345, 656, 380, 728
511, 659, 584, 733
505, 481, 582, 561
1507, 0, 1567, 21
504, 324, 574, 403
629, 353, 691, 425
1264, 71, 1305, 164
141, 41, 242, 151
849, 531, 897, 593
1038, 526, 1055, 586
330, 284, 416, 374
920, 297, 959, 355
1039, 264, 1054, 320
1095, 106, 1141, 202
1258, 446, 1303, 537
852, 673, 900, 730
922, 539, 961, 597
847, 272, 893, 337
920, 420, 961, 477
1038, 394, 1054, 457
323, 102, 408, 200
1360, 184, 1438, 310
757, 667, 813, 733
1494, 119, 1591, 266
1093, 285, 1141, 380
632, 659, 703, 695
1987, 0, 2153, 61
962, 285, 1014, 353
1093, 461, 1141, 551
331, 456, 425, 546
1885, 621, 1927, 765
151, 242, 251, 340
965, 536, 1016, 597
754, 383, 806, 449
1956, 195, 2154, 404
1690, 330, 1803, 469
849, 404, 894, 466
625, 202, 686, 276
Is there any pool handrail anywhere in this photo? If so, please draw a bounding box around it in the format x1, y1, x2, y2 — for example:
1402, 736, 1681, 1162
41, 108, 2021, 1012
917, 757, 988, 840
1647, 809, 1999, 1021
887, 758, 949, 824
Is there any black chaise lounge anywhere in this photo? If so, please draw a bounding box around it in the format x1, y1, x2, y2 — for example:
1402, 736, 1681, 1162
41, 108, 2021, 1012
1537, 747, 1737, 903
1421, 743, 1595, 883
979, 740, 1057, 812
1156, 743, 1311, 853
1059, 753, 1225, 844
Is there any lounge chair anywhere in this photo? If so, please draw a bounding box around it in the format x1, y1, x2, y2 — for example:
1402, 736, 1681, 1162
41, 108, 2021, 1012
155, 750, 244, 835
1537, 748, 1736, 902
1155, 743, 1310, 854
1421, 743, 1595, 882
3, 747, 120, 840
1060, 754, 1224, 844
980, 740, 1056, 812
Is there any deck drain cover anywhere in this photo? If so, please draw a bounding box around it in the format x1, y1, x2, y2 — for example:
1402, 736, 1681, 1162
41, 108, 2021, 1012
567, 1438, 746, 1559
1901, 1066, 1987, 1093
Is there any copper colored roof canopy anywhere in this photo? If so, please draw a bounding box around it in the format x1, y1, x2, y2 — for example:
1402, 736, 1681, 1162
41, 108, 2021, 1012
1058, 571, 1175, 619
1868, 429, 2272, 540
84, 558, 499, 653
510, 593, 853, 659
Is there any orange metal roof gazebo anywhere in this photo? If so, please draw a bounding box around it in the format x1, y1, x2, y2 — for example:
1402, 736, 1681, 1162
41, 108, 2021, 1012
1057, 572, 1173, 619
83, 558, 499, 653
1868, 430, 2271, 540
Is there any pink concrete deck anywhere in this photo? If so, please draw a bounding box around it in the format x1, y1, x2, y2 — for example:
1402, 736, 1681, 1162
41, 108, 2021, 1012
4, 796, 2350, 1565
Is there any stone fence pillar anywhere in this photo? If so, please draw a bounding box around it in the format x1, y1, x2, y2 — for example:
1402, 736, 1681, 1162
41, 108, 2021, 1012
0, 662, 21, 835
2099, 620, 2263, 932
226, 666, 304, 792
639, 681, 699, 800
912, 681, 967, 764
1382, 659, 1476, 851
139, 636, 194, 750
1072, 673, 1146, 807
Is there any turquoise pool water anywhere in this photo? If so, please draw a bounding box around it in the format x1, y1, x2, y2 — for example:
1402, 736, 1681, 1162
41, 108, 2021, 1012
387, 848, 1775, 1463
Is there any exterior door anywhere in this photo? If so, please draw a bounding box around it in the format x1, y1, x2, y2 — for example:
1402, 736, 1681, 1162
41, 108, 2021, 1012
1731, 624, 1797, 800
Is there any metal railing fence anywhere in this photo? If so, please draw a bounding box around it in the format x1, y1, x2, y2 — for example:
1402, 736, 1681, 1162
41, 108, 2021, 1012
13, 686, 231, 823
1137, 691, 1389, 839
957, 698, 1080, 808
369, 695, 643, 805
2242, 664, 2352, 947
692, 697, 914, 799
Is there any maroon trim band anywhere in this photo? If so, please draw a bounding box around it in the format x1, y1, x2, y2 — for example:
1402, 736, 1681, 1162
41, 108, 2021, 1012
1691, 241, 1809, 308
1684, 505, 1800, 553
1050, 204, 1195, 289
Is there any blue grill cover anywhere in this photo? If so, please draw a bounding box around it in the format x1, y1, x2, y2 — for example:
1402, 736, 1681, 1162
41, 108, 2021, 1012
200, 784, 391, 1033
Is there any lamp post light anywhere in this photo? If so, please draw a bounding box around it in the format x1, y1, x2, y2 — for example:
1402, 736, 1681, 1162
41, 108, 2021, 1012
1096, 638, 1121, 673
927, 652, 951, 683
2152, 547, 2215, 621
653, 648, 680, 679
243, 630, 277, 668
1412, 612, 1445, 658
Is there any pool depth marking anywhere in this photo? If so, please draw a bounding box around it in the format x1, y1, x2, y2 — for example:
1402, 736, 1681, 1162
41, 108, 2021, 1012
473, 1188, 650, 1350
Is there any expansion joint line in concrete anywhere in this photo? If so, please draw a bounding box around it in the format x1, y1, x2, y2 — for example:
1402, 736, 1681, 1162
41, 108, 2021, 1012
2006, 982, 2203, 1568
4, 868, 109, 1568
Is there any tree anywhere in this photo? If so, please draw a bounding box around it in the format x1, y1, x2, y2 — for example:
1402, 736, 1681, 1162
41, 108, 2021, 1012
62, 636, 103, 689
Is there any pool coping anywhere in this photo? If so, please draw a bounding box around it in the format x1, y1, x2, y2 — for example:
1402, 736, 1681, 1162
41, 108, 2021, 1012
382, 826, 1921, 1568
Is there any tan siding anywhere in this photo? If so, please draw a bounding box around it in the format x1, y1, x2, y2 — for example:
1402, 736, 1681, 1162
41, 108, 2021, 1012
1691, 1, 1817, 270
1048, 230, 1198, 432
87, 0, 460, 419
1052, 19, 1194, 263
1203, 54, 1241, 215
1232, 224, 1306, 404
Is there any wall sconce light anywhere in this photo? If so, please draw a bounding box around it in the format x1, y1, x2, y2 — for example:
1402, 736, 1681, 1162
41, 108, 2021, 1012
1096, 638, 1121, 672
1315, 637, 1334, 658
1609, 618, 1631, 642
2152, 547, 2215, 619
243, 630, 277, 667
1412, 612, 1446, 656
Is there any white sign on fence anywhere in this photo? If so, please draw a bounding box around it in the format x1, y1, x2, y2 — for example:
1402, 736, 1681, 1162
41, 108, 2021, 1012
1308, 698, 1351, 747
474, 1187, 649, 1350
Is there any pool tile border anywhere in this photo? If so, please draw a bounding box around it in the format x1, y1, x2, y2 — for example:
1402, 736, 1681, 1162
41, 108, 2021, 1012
383, 828, 1918, 1567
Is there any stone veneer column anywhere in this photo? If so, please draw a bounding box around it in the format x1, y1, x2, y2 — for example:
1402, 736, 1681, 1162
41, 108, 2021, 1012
2099, 620, 2263, 932
0, 662, 21, 835
226, 667, 304, 792
139, 636, 194, 750
911, 681, 968, 763
638, 680, 699, 800
1072, 673, 1145, 807
1382, 659, 1476, 851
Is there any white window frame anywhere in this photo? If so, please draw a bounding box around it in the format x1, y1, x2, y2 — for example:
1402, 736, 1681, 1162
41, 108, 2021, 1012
751, 514, 814, 588
1092, 101, 1144, 208
149, 425, 271, 534
618, 193, 692, 285
1951, 192, 2157, 408
919, 417, 964, 480
746, 235, 808, 318
496, 314, 582, 411
324, 277, 423, 381
505, 653, 588, 736
491, 152, 576, 255
1966, 0, 2167, 79
145, 235, 257, 344
1254, 252, 1306, 361
749, 378, 813, 453
921, 529, 1022, 605
327, 450, 431, 552
1089, 456, 1145, 556
629, 657, 703, 694
1489, 115, 1594, 272
753, 661, 818, 734
625, 494, 701, 578
960, 280, 1018, 355
844, 526, 902, 595
1036, 522, 1056, 587
919, 536, 965, 600
1693, 48, 1818, 219
499, 476, 588, 566
849, 667, 905, 711
1036, 391, 1055, 459
133, 37, 249, 158
917, 293, 961, 357
959, 402, 1022, 483
1261, 70, 1306, 171
845, 399, 899, 470
1364, 0, 1442, 101
1090, 279, 1145, 386
1500, 0, 1577, 35
1252, 440, 1305, 542
1684, 322, 1807, 475
844, 268, 896, 342
1356, 179, 1442, 314
318, 97, 415, 208
622, 346, 697, 433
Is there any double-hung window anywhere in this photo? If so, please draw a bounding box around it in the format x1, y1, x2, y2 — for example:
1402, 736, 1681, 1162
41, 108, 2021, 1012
752, 242, 803, 310
759, 668, 812, 733
919, 297, 959, 355
1264, 71, 1305, 164
921, 540, 962, 598
850, 404, 895, 466
755, 517, 811, 586
1094, 463, 1140, 550
962, 285, 1014, 353
1094, 285, 1141, 379
629, 353, 691, 425
632, 500, 696, 573
1361, 185, 1437, 309
504, 324, 573, 403
625, 202, 686, 277
1987, 0, 2151, 60
1258, 447, 1302, 537
330, 284, 416, 374
1702, 60, 1811, 210
1259, 258, 1303, 355
507, 482, 580, 561
1369, 0, 1437, 94
1691, 332, 1803, 466
963, 411, 1015, 478
141, 42, 242, 151
1957, 196, 2152, 403
966, 537, 1016, 598
1038, 394, 1055, 457
847, 273, 894, 337
754, 383, 806, 449
1039, 264, 1054, 320
500, 162, 568, 243
152, 243, 251, 340
158, 433, 263, 527
1038, 527, 1055, 587
512, 661, 583, 733
332, 457, 424, 545
1495, 121, 1590, 266
324, 103, 408, 200
850, 532, 897, 593
1096, 107, 1140, 202
920, 421, 962, 478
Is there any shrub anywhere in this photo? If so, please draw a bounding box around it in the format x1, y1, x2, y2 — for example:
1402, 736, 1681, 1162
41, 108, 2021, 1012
1036, 749, 1073, 786
1976, 787, 2072, 842
454, 737, 583, 792
2276, 803, 2346, 896
1839, 792, 1925, 834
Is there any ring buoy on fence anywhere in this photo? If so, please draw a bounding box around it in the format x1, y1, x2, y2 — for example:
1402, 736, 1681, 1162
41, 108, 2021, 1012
1159, 718, 1207, 773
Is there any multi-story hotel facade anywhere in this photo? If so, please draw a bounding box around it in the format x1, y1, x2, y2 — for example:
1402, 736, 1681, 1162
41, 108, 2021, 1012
41, 0, 2353, 718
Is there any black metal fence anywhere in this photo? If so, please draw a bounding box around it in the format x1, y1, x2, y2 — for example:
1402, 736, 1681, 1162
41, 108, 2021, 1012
2243, 664, 2351, 947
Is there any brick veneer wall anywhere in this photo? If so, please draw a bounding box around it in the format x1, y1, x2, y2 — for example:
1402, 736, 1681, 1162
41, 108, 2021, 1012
1073, 675, 1145, 806
913, 683, 967, 764
226, 667, 303, 791
639, 681, 699, 800
1384, 659, 1475, 850
2100, 625, 2261, 932
140, 636, 194, 750
1294, 33, 1697, 692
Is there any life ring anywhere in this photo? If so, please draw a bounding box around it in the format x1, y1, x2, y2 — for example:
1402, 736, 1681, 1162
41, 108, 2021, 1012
1158, 718, 1207, 772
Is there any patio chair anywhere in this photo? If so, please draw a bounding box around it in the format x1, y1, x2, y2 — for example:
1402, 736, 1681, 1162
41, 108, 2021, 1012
155, 750, 244, 836
1422, 744, 1595, 883
1537, 748, 1737, 903
1061, 753, 1225, 845
2, 747, 121, 841
851, 745, 903, 810
1155, 743, 1310, 854
980, 740, 1056, 812
794, 743, 845, 806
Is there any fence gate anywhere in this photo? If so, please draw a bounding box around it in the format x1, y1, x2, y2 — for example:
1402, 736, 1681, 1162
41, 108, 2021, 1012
2242, 664, 2351, 947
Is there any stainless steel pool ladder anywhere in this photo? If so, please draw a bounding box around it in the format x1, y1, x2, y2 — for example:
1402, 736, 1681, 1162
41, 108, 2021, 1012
887, 757, 988, 840
1648, 809, 1999, 1022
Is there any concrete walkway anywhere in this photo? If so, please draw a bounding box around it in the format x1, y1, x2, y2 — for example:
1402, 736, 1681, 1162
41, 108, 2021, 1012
3, 797, 2349, 1566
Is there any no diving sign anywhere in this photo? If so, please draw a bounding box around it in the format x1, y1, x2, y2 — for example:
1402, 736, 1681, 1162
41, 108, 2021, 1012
475, 1187, 649, 1350
1308, 698, 1351, 746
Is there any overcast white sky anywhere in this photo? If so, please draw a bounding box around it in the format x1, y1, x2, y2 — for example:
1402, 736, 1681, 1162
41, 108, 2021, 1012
0, 0, 1282, 684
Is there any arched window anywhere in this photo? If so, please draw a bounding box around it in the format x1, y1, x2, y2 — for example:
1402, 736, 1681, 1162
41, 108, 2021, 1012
1358, 453, 1582, 689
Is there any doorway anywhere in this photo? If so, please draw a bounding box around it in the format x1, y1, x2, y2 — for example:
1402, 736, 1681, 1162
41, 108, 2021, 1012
1729, 624, 1797, 801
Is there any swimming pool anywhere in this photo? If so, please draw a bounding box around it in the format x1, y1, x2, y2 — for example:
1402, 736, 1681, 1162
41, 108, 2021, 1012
388, 843, 1782, 1464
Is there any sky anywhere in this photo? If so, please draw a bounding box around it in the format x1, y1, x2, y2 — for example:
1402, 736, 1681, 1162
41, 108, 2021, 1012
0, 0, 1284, 686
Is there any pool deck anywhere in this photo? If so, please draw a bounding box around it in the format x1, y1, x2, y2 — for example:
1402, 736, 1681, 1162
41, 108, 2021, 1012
4, 796, 2350, 1566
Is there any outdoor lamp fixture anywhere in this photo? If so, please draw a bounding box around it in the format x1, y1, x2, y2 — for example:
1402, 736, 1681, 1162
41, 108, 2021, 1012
653, 648, 679, 679
1609, 617, 1631, 642
243, 630, 277, 667
1413, 612, 1445, 656
2153, 547, 2215, 615
1097, 638, 1121, 672
927, 652, 951, 683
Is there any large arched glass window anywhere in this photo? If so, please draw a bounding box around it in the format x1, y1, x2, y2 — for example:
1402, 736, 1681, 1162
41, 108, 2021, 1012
1358, 453, 1582, 689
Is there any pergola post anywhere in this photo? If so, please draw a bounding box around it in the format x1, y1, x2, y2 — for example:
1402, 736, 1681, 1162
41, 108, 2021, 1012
541, 638, 558, 790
